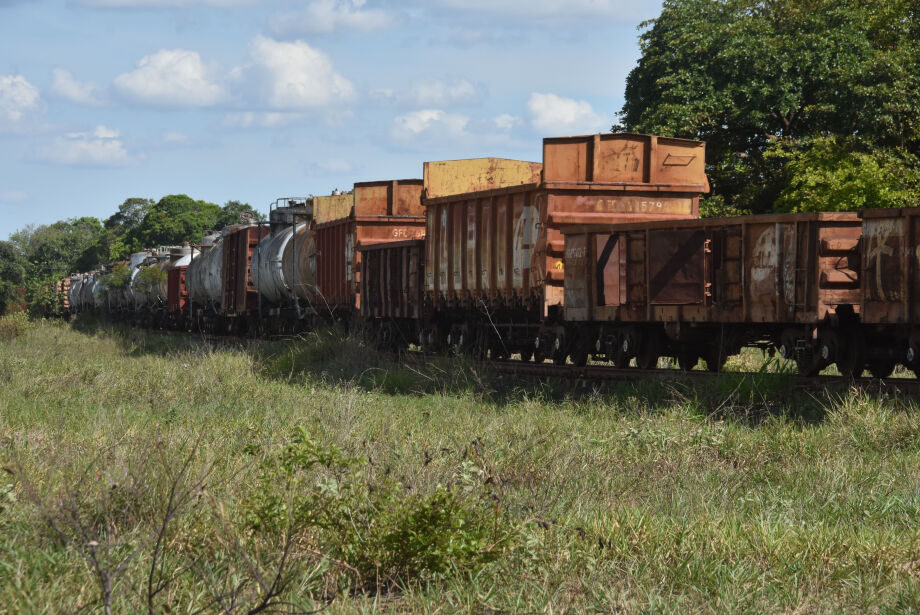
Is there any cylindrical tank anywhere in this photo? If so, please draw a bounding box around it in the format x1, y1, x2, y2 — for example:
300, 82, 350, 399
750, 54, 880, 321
80, 274, 97, 310
186, 232, 222, 306
92, 276, 107, 310
125, 251, 151, 307
250, 223, 314, 305
69, 275, 84, 311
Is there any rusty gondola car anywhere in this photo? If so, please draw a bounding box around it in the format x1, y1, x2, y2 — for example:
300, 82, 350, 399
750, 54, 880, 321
561, 212, 864, 374
417, 133, 710, 358
307, 180, 427, 318
857, 208, 920, 378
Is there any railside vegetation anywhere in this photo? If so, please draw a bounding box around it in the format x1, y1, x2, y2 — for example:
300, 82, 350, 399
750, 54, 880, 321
2, 316, 920, 613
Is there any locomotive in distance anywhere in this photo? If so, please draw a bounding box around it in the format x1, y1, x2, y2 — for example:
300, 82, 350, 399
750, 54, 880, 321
54, 132, 919, 379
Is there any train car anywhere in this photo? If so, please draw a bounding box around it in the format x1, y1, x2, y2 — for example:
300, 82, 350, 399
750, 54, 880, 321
857, 208, 920, 377
359, 239, 426, 349
250, 198, 315, 330
306, 180, 426, 318
164, 245, 195, 327
420, 133, 710, 358
183, 225, 268, 333
561, 212, 862, 373
220, 224, 269, 333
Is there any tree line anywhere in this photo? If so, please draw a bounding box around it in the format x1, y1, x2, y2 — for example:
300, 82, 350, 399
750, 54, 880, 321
617, 0, 919, 215
0, 195, 264, 316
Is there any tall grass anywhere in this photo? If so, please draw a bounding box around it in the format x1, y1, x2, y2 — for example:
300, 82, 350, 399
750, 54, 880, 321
2, 318, 920, 613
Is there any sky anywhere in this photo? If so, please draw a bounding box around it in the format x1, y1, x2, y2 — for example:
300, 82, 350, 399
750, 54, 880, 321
0, 0, 664, 240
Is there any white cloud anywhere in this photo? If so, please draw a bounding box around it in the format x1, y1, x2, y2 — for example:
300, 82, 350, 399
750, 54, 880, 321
527, 92, 606, 135
493, 113, 520, 131
410, 79, 478, 107
0, 189, 27, 203
392, 109, 469, 139
372, 79, 480, 108
222, 112, 303, 128
50, 68, 103, 106
270, 0, 393, 36
93, 125, 119, 139
0, 74, 40, 131
34, 126, 133, 167
246, 36, 355, 109
114, 49, 225, 107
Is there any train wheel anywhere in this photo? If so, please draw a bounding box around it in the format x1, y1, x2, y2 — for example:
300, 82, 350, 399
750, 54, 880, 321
868, 360, 896, 379
677, 349, 699, 371
551, 333, 566, 366
837, 333, 866, 379
636, 333, 660, 370
615, 328, 639, 368
702, 346, 727, 373
490, 339, 509, 361
570, 342, 589, 367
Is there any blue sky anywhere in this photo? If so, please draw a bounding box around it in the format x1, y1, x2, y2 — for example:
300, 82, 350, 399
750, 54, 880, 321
0, 0, 664, 239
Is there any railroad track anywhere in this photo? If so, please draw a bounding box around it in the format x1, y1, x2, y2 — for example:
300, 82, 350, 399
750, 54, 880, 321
114, 326, 920, 395
475, 358, 920, 395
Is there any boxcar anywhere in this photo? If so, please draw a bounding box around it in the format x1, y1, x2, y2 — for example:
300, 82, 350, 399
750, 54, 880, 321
562, 212, 862, 374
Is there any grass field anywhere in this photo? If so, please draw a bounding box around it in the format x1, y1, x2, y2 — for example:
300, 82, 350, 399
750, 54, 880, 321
2, 313, 920, 613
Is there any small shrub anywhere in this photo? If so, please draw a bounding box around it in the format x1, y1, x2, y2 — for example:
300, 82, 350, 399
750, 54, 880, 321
0, 311, 30, 342
245, 428, 512, 591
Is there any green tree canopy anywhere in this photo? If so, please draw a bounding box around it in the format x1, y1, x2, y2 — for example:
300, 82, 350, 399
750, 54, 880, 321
10, 217, 104, 282
619, 0, 920, 214
0, 240, 26, 315
126, 194, 221, 249
217, 200, 265, 229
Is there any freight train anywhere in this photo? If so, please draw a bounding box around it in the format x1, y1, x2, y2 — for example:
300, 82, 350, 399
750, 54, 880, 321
57, 132, 920, 379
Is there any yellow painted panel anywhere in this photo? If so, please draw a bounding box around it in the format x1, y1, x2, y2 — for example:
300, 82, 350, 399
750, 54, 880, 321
423, 158, 542, 200
313, 193, 354, 224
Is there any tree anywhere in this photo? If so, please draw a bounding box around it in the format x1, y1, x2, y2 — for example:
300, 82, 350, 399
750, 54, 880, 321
0, 240, 26, 315
126, 195, 221, 250
216, 200, 265, 229
94, 197, 156, 261
618, 0, 920, 214
105, 197, 154, 232
10, 217, 104, 282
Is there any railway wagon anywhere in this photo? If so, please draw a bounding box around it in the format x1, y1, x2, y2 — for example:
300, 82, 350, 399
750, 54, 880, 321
306, 180, 426, 317
166, 246, 194, 324
221, 224, 269, 325
858, 208, 920, 377
185, 225, 267, 333
561, 212, 863, 374
420, 133, 709, 358
250, 198, 314, 325
359, 239, 426, 348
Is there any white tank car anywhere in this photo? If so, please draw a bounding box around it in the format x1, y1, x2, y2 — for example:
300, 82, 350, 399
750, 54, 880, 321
250, 223, 314, 305
186, 232, 222, 306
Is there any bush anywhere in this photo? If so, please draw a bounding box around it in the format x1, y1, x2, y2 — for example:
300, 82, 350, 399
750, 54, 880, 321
0, 311, 30, 342
245, 428, 512, 591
